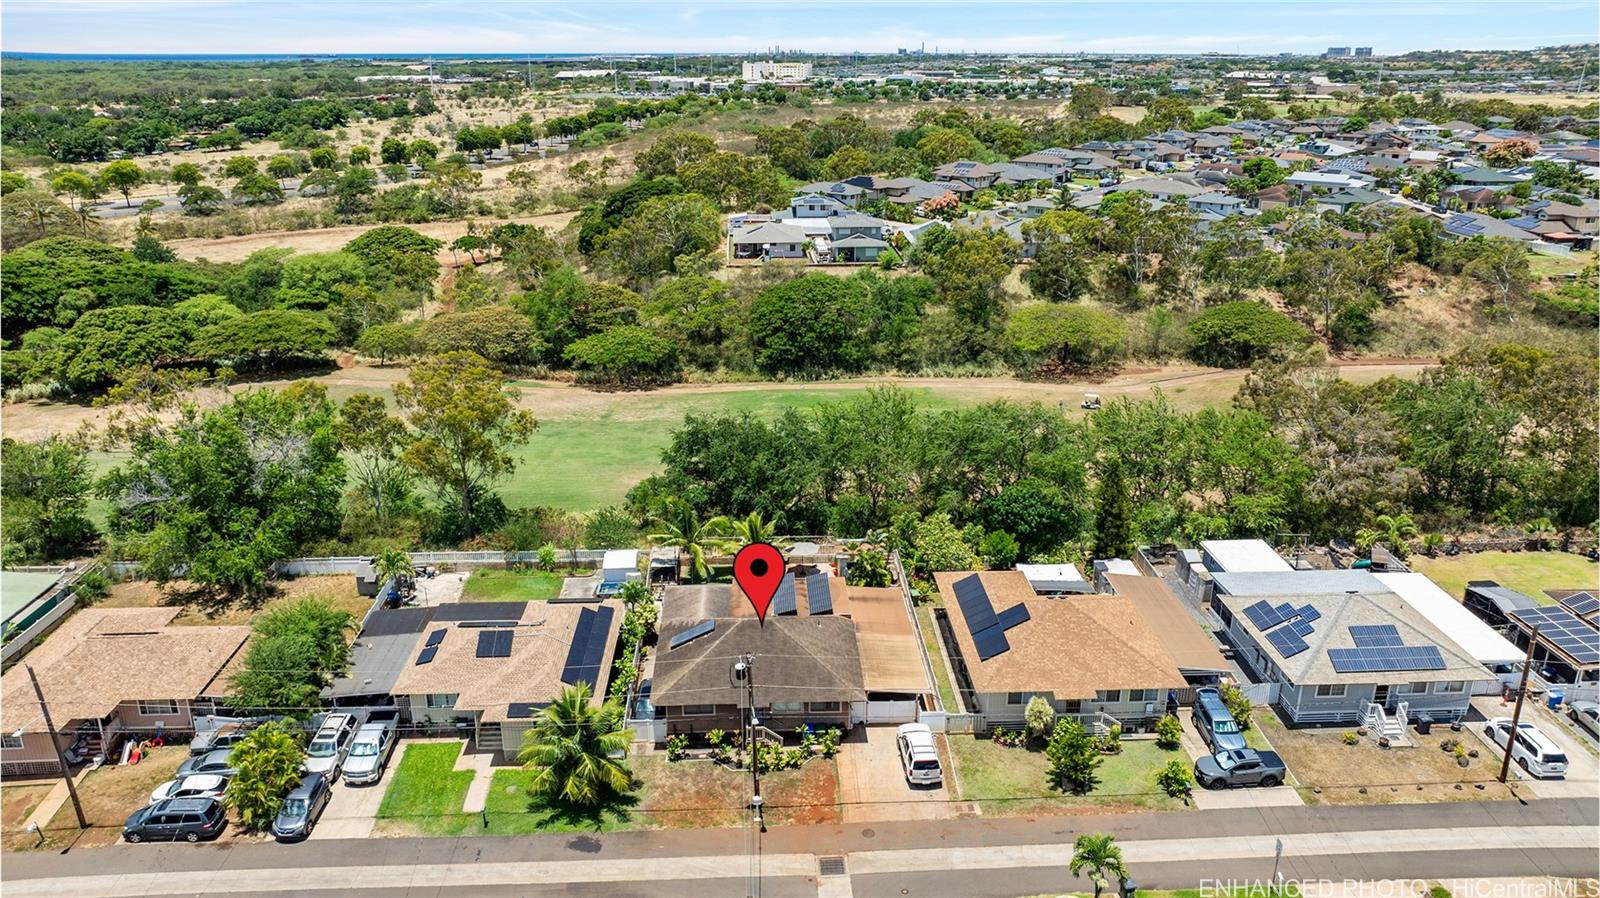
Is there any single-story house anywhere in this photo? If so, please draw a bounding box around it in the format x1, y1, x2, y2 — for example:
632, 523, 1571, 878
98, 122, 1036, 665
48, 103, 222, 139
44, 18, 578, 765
1, 608, 250, 777
1372, 572, 1524, 693
1317, 187, 1392, 214
729, 222, 808, 259
1103, 574, 1230, 683
1214, 587, 1492, 725
1442, 211, 1543, 245
326, 606, 437, 709
934, 571, 1185, 731
933, 161, 1002, 189
832, 233, 890, 262
1110, 176, 1207, 203
388, 599, 622, 761
1188, 192, 1247, 217
1501, 603, 1599, 704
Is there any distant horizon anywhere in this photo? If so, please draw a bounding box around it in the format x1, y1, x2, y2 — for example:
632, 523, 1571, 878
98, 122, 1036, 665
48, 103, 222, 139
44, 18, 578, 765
2, 1, 1597, 58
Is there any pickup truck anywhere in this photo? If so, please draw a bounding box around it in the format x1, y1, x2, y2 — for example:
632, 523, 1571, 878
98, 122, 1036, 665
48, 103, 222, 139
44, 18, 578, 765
1194, 748, 1287, 789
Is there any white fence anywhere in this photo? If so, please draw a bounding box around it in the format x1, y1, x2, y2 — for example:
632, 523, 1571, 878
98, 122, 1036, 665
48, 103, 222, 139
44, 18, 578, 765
1234, 682, 1280, 706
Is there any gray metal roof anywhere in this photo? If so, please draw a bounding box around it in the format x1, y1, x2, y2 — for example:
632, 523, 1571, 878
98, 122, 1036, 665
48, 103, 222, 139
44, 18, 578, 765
325, 607, 436, 700
1212, 570, 1385, 597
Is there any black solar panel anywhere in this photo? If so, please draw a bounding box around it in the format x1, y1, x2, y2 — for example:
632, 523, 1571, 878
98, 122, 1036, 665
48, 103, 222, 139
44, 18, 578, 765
561, 605, 616, 687
771, 574, 798, 616
506, 702, 549, 719
1267, 627, 1309, 658
414, 645, 438, 665
805, 573, 833, 615
1508, 606, 1600, 666
425, 628, 447, 648
972, 625, 1010, 661
668, 619, 715, 649
953, 575, 1000, 633
1559, 592, 1599, 618
1350, 624, 1404, 647
476, 629, 513, 658
1328, 645, 1447, 673
996, 604, 1031, 629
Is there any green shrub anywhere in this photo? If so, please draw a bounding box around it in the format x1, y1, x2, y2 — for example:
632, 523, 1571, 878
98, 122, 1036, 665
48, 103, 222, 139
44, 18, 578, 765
1187, 301, 1310, 368
1155, 714, 1183, 749
1156, 759, 1193, 797
666, 734, 688, 760
1217, 682, 1253, 731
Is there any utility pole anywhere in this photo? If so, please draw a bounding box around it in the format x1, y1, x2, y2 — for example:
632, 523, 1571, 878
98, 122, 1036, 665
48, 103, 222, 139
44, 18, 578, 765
25, 665, 87, 829
1498, 627, 1539, 784
734, 654, 764, 898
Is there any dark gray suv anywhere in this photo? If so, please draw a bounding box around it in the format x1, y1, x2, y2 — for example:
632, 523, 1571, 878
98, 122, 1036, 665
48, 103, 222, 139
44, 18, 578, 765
124, 797, 227, 843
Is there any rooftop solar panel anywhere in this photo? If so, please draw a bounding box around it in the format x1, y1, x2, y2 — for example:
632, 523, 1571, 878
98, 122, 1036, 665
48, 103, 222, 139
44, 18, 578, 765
561, 605, 616, 687
1327, 644, 1447, 673
425, 628, 447, 648
1288, 618, 1315, 637
771, 573, 798, 616
805, 573, 834, 615
475, 629, 513, 658
1267, 627, 1309, 658
668, 619, 715, 649
972, 625, 1011, 661
1560, 592, 1599, 617
1242, 600, 1286, 631
414, 645, 438, 665
953, 574, 1000, 634
1296, 605, 1321, 623
1350, 624, 1404, 647
1508, 606, 1600, 665
996, 603, 1031, 630
506, 702, 549, 719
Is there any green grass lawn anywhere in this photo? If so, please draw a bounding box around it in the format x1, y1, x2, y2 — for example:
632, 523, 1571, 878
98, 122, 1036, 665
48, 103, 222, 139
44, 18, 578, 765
949, 735, 1187, 814
1407, 551, 1597, 605
376, 742, 475, 834
915, 606, 959, 712
462, 569, 566, 601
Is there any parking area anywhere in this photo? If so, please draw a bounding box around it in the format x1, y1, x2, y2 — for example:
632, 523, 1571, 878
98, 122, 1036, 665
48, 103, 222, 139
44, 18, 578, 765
1464, 696, 1600, 799
835, 725, 954, 823
308, 765, 392, 840
1177, 711, 1305, 809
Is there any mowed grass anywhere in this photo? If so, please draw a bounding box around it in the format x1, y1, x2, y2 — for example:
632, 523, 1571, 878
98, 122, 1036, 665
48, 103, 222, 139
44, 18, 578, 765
948, 735, 1187, 814
1407, 551, 1598, 605
461, 569, 565, 601
374, 742, 475, 835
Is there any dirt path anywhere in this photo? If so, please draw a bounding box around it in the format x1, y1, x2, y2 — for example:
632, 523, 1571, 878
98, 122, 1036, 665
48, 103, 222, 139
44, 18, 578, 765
0, 362, 1435, 443
166, 210, 580, 263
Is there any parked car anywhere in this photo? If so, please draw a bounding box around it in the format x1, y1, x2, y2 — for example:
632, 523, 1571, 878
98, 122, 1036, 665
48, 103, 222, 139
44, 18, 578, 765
1485, 717, 1569, 779
271, 772, 332, 842
188, 722, 258, 756
341, 721, 397, 785
1193, 687, 1247, 753
303, 713, 360, 780
149, 774, 228, 806
1567, 701, 1600, 740
895, 723, 943, 786
177, 749, 238, 779
123, 797, 227, 843
1194, 748, 1287, 789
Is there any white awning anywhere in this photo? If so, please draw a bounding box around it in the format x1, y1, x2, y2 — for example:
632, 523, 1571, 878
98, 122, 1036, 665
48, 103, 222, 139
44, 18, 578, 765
1374, 572, 1524, 666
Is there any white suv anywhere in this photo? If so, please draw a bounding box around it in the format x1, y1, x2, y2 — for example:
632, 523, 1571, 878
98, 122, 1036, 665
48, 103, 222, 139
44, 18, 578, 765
1484, 717, 1569, 779
303, 713, 359, 781
896, 723, 943, 786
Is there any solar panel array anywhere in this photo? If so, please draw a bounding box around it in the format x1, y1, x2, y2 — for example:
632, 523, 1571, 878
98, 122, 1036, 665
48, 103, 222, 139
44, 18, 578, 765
414, 645, 438, 665
1243, 600, 1292, 631
506, 702, 549, 719
668, 619, 715, 649
1242, 599, 1332, 660
1508, 606, 1600, 666
475, 629, 513, 658
560, 605, 617, 687
1559, 592, 1599, 619
1349, 624, 1404, 647
805, 573, 834, 615
1266, 627, 1309, 658
425, 628, 447, 648
951, 574, 1031, 661
771, 574, 798, 616
1327, 645, 1446, 673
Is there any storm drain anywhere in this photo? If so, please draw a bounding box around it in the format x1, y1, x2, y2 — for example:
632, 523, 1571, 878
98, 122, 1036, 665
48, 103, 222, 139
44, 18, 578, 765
818, 856, 847, 877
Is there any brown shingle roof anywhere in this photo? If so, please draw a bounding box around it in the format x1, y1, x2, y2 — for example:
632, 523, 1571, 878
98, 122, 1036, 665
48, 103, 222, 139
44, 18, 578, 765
0, 608, 249, 732
934, 571, 1185, 699
388, 601, 621, 722
653, 616, 865, 708
1103, 574, 1229, 674
847, 586, 929, 694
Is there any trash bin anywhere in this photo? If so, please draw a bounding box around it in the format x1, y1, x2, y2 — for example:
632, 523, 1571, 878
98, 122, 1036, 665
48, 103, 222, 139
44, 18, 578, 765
1547, 689, 1565, 710
1416, 715, 1432, 735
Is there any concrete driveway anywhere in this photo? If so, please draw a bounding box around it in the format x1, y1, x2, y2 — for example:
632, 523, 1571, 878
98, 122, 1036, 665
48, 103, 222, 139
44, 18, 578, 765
308, 763, 392, 840
836, 725, 954, 823
1178, 712, 1305, 810
1465, 695, 1600, 799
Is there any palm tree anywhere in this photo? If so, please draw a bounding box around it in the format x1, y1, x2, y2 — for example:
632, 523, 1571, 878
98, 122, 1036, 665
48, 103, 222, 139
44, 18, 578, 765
373, 546, 413, 587
1069, 832, 1129, 898
517, 682, 633, 807
1526, 517, 1555, 551
723, 510, 780, 548
647, 496, 729, 582
1355, 513, 1419, 559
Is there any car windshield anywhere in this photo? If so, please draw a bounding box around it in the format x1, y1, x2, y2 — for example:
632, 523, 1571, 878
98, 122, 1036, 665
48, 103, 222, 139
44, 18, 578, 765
349, 741, 378, 757
281, 798, 307, 817
307, 740, 337, 758
1213, 719, 1240, 734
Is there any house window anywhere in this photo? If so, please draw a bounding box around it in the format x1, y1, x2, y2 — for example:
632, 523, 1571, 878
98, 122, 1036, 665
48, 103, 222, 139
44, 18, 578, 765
1, 733, 22, 750
1094, 690, 1122, 703
1314, 684, 1347, 698
425, 693, 458, 709
807, 702, 841, 714
1126, 689, 1154, 703
1006, 692, 1026, 705
137, 700, 179, 716
1396, 682, 1430, 695
770, 702, 803, 714
1435, 681, 1465, 694
682, 704, 716, 717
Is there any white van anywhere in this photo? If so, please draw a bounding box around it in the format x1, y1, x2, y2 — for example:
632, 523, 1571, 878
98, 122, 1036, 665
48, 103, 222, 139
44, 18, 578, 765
1485, 717, 1568, 779
896, 723, 943, 786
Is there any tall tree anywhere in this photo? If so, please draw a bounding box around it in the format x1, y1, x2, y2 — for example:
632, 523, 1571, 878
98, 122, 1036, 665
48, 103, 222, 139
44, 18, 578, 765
1091, 458, 1135, 560
223, 722, 307, 831
338, 393, 411, 527
647, 495, 730, 582
0, 436, 98, 565
394, 351, 537, 537
99, 160, 144, 207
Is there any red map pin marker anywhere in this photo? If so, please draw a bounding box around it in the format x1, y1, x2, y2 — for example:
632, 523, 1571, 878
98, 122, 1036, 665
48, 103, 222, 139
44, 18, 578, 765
733, 542, 785, 624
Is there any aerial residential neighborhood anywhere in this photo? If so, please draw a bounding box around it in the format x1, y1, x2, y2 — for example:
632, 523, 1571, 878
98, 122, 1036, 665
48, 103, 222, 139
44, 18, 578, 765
0, 2, 1596, 897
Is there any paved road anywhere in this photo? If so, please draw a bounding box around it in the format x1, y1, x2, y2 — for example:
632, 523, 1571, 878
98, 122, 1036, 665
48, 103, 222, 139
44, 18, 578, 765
4, 798, 1594, 897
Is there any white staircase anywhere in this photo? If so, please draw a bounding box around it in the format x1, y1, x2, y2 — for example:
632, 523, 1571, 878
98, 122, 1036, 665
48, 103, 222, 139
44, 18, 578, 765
1363, 701, 1407, 744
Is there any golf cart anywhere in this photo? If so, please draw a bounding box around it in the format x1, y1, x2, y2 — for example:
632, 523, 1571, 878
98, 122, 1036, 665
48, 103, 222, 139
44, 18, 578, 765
1081, 393, 1102, 410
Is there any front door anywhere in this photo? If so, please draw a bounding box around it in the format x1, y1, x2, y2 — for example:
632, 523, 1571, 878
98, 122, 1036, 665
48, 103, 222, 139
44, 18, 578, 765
1374, 685, 1390, 707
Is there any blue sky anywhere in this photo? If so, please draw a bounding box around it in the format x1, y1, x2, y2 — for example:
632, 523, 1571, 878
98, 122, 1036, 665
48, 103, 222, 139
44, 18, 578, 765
3, 1, 1596, 56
